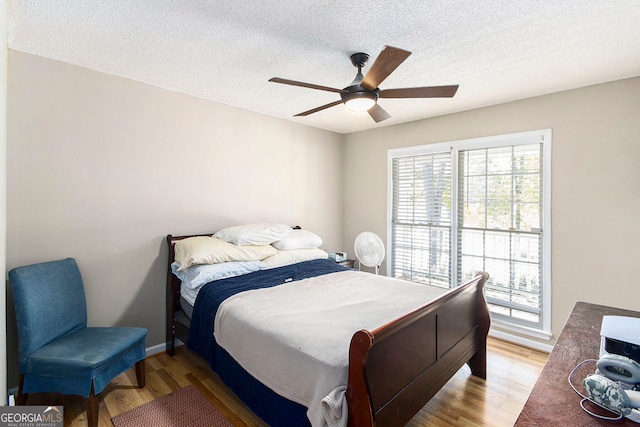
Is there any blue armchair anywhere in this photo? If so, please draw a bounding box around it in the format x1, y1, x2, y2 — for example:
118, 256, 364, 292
9, 258, 147, 427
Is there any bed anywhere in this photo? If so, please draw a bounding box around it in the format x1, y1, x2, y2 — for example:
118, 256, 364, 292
165, 230, 490, 427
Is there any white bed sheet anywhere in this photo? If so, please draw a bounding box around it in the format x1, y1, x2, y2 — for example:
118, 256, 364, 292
180, 285, 198, 308
214, 269, 447, 427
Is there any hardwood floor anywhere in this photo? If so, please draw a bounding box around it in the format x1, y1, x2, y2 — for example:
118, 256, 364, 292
405, 338, 548, 427
22, 337, 547, 426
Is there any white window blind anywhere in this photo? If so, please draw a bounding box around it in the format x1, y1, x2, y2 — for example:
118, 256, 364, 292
389, 130, 551, 334
457, 144, 543, 326
391, 152, 452, 288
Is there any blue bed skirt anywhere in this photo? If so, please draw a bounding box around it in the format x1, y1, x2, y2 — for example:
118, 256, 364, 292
215, 342, 311, 426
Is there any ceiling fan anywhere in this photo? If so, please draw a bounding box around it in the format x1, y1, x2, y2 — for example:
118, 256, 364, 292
269, 45, 458, 123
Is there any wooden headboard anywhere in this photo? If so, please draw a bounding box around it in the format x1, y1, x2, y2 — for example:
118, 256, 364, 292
165, 233, 213, 355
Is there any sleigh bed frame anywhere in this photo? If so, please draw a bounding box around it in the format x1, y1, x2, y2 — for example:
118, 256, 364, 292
166, 233, 490, 427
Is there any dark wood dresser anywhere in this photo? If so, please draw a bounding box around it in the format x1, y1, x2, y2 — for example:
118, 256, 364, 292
515, 301, 640, 426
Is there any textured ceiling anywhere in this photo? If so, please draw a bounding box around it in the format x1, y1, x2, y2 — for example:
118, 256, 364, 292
7, 1, 640, 134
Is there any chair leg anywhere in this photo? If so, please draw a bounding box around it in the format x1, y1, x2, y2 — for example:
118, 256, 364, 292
135, 359, 146, 388
17, 374, 28, 405
87, 384, 99, 427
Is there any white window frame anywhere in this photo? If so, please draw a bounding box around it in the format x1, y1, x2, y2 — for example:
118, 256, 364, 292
387, 129, 552, 339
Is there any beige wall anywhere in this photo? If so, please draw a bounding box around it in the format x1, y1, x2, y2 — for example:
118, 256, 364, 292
1, 1, 8, 405
343, 76, 640, 347
6, 45, 640, 388
6, 50, 344, 387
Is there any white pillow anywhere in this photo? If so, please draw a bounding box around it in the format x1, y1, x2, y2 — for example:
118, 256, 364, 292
262, 248, 329, 268
174, 236, 277, 270
214, 223, 292, 246
171, 260, 267, 290
272, 229, 323, 250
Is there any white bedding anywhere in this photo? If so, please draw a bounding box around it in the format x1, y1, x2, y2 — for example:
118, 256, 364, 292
180, 285, 198, 308
213, 269, 447, 427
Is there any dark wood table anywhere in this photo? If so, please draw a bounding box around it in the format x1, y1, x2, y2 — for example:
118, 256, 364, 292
515, 301, 640, 426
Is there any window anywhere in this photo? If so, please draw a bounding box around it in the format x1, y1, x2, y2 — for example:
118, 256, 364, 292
388, 130, 551, 336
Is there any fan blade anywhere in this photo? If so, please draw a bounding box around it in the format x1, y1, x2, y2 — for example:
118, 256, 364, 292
361, 46, 411, 90
294, 100, 343, 117
368, 103, 391, 123
269, 77, 344, 94
379, 85, 459, 98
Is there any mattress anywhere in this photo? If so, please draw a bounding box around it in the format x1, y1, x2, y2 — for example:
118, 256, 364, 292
179, 295, 194, 319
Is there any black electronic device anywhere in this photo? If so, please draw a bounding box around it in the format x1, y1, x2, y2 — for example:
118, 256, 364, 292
605, 337, 640, 365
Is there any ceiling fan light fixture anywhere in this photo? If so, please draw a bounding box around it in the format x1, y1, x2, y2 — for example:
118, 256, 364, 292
342, 91, 377, 113
269, 46, 457, 122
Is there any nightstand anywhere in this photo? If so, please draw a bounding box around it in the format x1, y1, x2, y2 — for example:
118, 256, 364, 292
338, 259, 355, 268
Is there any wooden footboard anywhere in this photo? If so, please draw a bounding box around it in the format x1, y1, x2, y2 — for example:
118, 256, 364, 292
346, 272, 490, 427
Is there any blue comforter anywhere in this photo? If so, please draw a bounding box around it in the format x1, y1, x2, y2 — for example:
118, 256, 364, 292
187, 258, 349, 368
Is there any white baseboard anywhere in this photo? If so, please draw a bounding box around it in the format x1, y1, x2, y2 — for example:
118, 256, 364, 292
145, 342, 167, 357
489, 328, 554, 353
146, 340, 185, 357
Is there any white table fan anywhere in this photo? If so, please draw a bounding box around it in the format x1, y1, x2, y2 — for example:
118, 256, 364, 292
353, 231, 385, 274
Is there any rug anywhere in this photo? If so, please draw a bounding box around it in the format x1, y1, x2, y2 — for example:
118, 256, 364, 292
111, 385, 234, 427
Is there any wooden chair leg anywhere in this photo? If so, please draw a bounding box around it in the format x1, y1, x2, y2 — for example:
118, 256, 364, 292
16, 374, 28, 405
135, 359, 146, 388
87, 384, 99, 427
